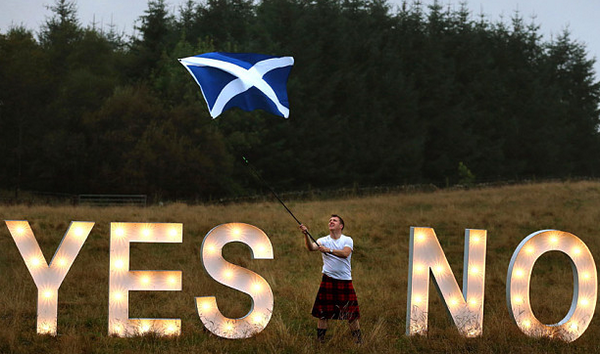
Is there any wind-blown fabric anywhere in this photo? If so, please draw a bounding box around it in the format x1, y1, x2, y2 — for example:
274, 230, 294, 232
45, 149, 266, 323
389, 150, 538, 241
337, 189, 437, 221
179, 52, 294, 118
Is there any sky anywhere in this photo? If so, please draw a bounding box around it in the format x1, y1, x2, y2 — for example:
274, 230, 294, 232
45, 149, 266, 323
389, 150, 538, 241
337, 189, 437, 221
1, 0, 599, 76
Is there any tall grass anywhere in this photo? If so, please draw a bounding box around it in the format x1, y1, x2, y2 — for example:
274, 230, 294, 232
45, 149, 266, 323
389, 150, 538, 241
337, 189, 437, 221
1, 181, 600, 353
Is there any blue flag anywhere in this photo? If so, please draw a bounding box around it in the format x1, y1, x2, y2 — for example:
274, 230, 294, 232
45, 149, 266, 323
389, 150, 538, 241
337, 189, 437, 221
179, 52, 294, 118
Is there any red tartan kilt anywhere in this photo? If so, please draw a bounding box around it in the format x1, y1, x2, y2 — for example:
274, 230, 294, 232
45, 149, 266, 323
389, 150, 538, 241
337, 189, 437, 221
311, 274, 360, 321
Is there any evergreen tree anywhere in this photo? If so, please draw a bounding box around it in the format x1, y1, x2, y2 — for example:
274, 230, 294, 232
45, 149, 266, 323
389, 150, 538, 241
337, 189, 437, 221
129, 0, 176, 79
0, 27, 46, 194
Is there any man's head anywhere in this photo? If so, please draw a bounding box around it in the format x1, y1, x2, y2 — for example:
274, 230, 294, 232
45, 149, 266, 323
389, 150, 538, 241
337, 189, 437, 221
329, 214, 345, 232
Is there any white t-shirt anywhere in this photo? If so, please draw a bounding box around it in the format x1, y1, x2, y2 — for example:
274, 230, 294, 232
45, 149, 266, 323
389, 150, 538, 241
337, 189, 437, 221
317, 234, 354, 280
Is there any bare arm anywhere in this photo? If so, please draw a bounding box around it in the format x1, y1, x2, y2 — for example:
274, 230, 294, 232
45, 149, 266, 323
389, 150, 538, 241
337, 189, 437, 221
300, 224, 319, 251
314, 244, 352, 258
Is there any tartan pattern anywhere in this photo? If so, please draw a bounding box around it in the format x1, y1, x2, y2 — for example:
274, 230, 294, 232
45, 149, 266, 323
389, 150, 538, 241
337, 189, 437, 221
311, 274, 360, 321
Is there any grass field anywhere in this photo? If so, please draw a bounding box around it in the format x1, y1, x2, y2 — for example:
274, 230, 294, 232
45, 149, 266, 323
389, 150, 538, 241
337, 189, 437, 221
1, 181, 600, 353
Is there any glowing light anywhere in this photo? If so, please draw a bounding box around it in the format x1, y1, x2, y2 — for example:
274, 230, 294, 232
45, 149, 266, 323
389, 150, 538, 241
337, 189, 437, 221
223, 269, 234, 279
43, 290, 53, 299
466, 328, 479, 337
471, 235, 480, 243
205, 244, 217, 255
549, 235, 559, 244
223, 322, 234, 332
30, 257, 41, 268
583, 272, 592, 280
168, 276, 177, 285
169, 228, 179, 238
40, 323, 52, 334
56, 257, 67, 267
252, 282, 262, 293
514, 269, 524, 278
141, 276, 151, 285
514, 296, 524, 304
579, 298, 590, 307
526, 246, 535, 254
166, 323, 178, 335
201, 301, 212, 311
73, 227, 84, 237
112, 292, 124, 301
231, 228, 241, 238
416, 233, 426, 242
470, 266, 480, 275
140, 323, 151, 333
251, 313, 264, 325
113, 324, 123, 335
114, 228, 125, 238
434, 265, 444, 274
414, 295, 422, 304
522, 319, 531, 329
142, 228, 151, 238
449, 298, 459, 307
573, 247, 581, 256
15, 226, 26, 236
114, 259, 125, 270
414, 264, 425, 274
468, 299, 478, 307
570, 322, 579, 331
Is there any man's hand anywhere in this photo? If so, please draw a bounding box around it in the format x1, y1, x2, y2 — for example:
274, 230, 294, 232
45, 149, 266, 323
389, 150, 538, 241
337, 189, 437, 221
299, 224, 309, 234
318, 245, 331, 254
300, 224, 320, 251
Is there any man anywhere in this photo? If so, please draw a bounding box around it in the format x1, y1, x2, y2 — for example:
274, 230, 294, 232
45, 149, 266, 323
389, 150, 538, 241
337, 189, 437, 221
299, 214, 361, 344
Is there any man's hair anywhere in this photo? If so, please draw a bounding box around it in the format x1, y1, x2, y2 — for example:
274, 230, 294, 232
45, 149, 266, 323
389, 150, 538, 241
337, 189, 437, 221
331, 214, 345, 230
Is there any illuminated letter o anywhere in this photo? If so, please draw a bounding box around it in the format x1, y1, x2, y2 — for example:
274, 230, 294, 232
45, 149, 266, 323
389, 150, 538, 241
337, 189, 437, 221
507, 230, 597, 342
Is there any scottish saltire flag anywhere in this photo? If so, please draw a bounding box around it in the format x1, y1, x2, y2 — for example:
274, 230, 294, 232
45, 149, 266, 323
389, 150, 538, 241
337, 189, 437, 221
179, 52, 294, 118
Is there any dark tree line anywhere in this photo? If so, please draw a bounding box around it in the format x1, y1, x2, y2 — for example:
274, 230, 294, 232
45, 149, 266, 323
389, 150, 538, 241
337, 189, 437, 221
1, 0, 599, 201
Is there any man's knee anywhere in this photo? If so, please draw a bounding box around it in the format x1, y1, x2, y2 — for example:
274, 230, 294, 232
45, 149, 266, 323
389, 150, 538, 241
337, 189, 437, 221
349, 318, 360, 329
318, 319, 328, 329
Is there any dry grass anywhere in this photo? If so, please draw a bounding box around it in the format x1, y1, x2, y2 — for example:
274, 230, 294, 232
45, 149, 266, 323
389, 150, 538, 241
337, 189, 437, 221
1, 181, 600, 353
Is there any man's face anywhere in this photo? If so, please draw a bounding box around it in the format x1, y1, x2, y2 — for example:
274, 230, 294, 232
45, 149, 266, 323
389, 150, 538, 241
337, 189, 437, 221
328, 217, 343, 232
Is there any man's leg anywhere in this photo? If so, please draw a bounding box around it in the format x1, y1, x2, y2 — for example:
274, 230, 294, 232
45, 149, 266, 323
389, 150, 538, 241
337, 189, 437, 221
349, 319, 361, 344
317, 319, 328, 342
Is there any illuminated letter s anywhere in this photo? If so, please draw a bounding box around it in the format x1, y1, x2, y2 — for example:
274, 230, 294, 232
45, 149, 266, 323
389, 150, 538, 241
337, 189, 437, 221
197, 223, 274, 339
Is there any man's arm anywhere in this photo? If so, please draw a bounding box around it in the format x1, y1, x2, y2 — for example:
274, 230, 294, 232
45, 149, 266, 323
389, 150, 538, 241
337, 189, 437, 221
300, 224, 319, 251
327, 246, 352, 258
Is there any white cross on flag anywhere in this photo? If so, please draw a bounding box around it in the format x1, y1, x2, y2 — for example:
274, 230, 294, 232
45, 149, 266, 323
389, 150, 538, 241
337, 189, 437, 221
179, 52, 294, 118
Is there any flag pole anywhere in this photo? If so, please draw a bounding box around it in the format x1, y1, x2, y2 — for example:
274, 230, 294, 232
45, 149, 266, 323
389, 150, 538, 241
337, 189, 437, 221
242, 156, 320, 247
